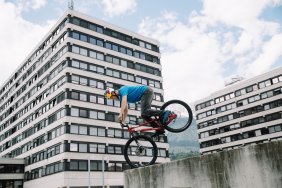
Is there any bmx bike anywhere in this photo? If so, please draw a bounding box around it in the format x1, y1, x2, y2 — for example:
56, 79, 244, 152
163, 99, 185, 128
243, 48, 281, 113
121, 99, 193, 168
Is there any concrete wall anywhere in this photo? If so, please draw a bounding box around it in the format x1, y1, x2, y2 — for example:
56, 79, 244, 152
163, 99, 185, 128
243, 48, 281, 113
124, 140, 282, 188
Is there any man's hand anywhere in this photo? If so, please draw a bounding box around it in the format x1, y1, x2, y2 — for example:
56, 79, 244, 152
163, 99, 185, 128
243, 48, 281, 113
118, 113, 124, 123
119, 95, 128, 123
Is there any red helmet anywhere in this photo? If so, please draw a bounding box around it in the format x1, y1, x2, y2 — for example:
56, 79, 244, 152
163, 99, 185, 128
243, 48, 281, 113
104, 87, 115, 99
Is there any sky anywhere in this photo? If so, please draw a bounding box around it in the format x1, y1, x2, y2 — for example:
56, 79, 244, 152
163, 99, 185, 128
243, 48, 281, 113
0, 0, 282, 106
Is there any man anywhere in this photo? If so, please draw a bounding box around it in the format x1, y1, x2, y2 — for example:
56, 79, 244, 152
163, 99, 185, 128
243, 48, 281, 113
104, 85, 171, 135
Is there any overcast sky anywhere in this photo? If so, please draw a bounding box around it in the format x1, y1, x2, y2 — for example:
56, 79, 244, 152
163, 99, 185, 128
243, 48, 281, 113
1, 0, 282, 106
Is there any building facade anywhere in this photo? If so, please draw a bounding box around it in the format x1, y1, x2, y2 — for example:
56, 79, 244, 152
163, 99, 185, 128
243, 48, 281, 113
0, 158, 24, 188
0, 10, 169, 188
195, 67, 282, 154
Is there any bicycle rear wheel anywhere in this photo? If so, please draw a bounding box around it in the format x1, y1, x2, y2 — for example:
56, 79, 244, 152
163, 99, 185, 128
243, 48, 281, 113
161, 100, 193, 133
124, 135, 158, 168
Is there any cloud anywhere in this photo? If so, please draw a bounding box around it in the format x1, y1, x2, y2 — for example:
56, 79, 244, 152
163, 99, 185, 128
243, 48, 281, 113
72, 0, 137, 18
0, 1, 55, 85
17, 0, 47, 11
101, 0, 137, 18
138, 0, 282, 104
244, 34, 282, 76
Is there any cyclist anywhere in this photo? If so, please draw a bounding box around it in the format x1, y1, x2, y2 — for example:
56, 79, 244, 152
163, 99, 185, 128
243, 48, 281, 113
104, 85, 171, 136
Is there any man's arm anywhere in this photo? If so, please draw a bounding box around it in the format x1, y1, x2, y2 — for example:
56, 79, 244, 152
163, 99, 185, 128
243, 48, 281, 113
118, 95, 128, 122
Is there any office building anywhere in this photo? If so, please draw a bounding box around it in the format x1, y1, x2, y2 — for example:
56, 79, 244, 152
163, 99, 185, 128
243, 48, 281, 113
0, 10, 169, 188
195, 67, 282, 154
0, 158, 24, 188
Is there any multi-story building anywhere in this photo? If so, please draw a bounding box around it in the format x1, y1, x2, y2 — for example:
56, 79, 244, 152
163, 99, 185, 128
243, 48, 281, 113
0, 158, 24, 188
195, 67, 282, 154
0, 10, 169, 188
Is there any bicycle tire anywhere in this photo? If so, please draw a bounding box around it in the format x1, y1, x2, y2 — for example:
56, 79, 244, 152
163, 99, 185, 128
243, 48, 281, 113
160, 99, 193, 133
124, 135, 158, 168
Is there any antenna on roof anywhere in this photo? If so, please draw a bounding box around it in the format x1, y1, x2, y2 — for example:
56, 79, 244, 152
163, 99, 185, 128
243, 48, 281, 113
225, 76, 244, 86
68, 0, 74, 10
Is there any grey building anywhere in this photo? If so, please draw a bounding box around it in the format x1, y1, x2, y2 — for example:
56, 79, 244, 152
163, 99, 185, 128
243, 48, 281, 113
195, 67, 282, 154
0, 10, 169, 188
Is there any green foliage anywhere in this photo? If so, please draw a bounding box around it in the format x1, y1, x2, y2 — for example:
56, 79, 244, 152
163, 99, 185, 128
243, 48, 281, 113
169, 151, 200, 161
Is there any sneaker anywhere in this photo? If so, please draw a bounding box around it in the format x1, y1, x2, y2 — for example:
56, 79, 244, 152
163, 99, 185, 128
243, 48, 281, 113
162, 110, 171, 125
151, 129, 165, 138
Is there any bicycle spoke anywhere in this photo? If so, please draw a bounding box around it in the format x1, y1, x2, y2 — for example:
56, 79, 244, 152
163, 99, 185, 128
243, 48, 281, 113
124, 135, 158, 168
161, 100, 193, 132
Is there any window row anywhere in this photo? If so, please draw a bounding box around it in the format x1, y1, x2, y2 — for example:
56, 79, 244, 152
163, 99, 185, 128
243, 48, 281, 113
198, 88, 282, 121
0, 164, 24, 173
68, 141, 167, 158
0, 90, 66, 141
71, 17, 159, 52
199, 111, 282, 138
0, 107, 66, 154
69, 89, 162, 109
0, 45, 68, 120
0, 33, 68, 110
198, 101, 282, 129
71, 44, 161, 77
71, 31, 159, 64
196, 74, 282, 111
0, 19, 67, 99
200, 123, 282, 149
70, 74, 163, 101
25, 159, 129, 181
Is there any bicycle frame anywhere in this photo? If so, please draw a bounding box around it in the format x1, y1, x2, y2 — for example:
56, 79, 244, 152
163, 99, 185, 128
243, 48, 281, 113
123, 113, 177, 134
127, 118, 163, 134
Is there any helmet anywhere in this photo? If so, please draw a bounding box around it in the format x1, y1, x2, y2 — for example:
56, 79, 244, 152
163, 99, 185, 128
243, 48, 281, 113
104, 87, 115, 99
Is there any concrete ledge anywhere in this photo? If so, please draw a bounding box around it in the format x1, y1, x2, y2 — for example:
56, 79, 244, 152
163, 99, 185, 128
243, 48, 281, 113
124, 140, 282, 188
0, 158, 25, 164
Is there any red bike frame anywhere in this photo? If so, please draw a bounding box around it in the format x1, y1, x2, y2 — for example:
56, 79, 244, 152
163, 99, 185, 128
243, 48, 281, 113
124, 113, 177, 134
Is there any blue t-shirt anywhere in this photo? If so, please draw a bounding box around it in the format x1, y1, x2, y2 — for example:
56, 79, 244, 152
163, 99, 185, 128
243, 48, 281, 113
118, 85, 148, 103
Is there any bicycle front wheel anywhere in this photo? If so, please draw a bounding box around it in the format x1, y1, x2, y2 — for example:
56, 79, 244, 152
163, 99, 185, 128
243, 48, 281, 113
124, 135, 158, 168
161, 100, 193, 133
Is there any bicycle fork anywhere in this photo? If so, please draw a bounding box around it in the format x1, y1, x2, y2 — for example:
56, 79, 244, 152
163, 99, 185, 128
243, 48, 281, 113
131, 133, 145, 156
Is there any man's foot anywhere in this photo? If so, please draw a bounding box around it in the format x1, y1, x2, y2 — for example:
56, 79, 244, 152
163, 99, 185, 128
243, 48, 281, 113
162, 110, 171, 125
151, 129, 165, 138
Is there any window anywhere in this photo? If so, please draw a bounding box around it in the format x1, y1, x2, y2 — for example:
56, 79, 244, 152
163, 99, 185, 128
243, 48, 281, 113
90, 95, 97, 103
72, 46, 79, 54
98, 112, 105, 119
97, 39, 104, 47
90, 161, 104, 171
71, 92, 79, 100
80, 109, 87, 117
90, 37, 96, 45
89, 51, 97, 58
80, 48, 87, 56
80, 77, 87, 85
80, 62, 87, 70
97, 53, 104, 60
89, 111, 97, 119
80, 93, 87, 101
72, 75, 79, 84
70, 125, 79, 134
70, 143, 78, 151
246, 86, 253, 93
80, 34, 87, 42
72, 60, 79, 68
79, 143, 87, 152
71, 108, 79, 117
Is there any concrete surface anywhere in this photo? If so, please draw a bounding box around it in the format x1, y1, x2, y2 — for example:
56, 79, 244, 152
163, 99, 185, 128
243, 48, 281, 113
124, 140, 282, 188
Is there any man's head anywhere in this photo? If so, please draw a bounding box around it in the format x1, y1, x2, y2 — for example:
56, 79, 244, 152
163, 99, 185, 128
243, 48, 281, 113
104, 87, 119, 100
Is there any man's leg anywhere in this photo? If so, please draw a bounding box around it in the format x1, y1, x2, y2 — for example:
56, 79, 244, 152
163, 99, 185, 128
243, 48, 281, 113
140, 87, 162, 127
